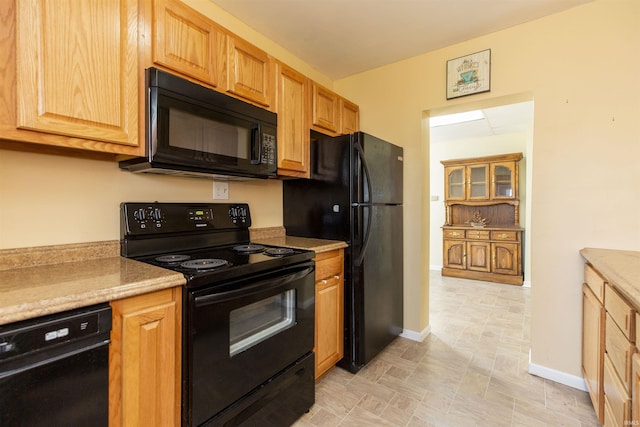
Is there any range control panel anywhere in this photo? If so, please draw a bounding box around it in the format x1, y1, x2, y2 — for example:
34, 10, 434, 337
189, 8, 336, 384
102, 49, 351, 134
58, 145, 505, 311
121, 202, 252, 236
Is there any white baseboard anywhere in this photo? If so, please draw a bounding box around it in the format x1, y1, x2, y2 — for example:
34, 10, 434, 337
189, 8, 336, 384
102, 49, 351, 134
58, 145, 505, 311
400, 325, 431, 342
528, 361, 587, 392
430, 265, 442, 271
523, 280, 531, 287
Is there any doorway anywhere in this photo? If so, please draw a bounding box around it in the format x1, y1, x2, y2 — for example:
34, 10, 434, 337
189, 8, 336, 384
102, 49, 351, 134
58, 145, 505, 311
427, 95, 534, 286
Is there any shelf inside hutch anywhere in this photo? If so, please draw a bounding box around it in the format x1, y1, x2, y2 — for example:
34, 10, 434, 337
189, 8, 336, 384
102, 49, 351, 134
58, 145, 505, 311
447, 203, 518, 227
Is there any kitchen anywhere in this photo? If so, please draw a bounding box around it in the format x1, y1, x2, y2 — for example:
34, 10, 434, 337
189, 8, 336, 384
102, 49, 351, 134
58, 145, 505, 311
1, 0, 639, 425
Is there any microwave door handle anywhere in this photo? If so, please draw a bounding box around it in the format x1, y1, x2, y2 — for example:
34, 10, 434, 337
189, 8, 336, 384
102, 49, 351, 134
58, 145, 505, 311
250, 124, 262, 165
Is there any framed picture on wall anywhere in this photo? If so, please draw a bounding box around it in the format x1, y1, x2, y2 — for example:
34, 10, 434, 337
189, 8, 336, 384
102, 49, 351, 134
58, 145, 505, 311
446, 49, 491, 100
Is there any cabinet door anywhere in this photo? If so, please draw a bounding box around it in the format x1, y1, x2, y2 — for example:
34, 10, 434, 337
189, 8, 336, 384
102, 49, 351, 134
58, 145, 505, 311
16, 0, 138, 147
311, 83, 340, 135
583, 283, 605, 424
276, 63, 310, 178
227, 35, 273, 108
491, 242, 520, 275
315, 275, 344, 379
467, 164, 489, 200
152, 0, 223, 87
444, 166, 466, 200
110, 288, 182, 427
443, 240, 465, 270
340, 98, 359, 135
632, 352, 640, 426
314, 250, 344, 380
491, 161, 518, 199
467, 241, 490, 272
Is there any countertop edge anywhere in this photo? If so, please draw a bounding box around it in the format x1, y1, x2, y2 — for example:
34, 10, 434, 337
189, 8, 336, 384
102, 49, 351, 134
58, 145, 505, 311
580, 247, 640, 310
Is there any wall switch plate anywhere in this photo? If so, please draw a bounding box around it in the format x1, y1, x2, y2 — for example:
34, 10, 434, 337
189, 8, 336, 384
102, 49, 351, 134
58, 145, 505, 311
431, 195, 439, 201
213, 181, 229, 200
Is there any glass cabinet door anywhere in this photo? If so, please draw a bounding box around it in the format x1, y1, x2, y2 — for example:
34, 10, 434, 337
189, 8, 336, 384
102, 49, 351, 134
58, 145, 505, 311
467, 165, 488, 199
491, 161, 516, 199
445, 166, 465, 200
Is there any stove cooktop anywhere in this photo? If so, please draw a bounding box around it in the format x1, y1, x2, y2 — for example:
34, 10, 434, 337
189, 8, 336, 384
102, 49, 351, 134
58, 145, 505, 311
121, 202, 315, 289
133, 243, 314, 289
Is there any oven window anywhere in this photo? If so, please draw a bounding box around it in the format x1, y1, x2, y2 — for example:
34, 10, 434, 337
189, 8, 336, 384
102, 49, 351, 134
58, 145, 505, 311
169, 108, 249, 158
229, 289, 296, 357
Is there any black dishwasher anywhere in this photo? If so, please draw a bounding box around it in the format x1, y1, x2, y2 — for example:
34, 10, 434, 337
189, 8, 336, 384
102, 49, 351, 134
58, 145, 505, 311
0, 303, 111, 426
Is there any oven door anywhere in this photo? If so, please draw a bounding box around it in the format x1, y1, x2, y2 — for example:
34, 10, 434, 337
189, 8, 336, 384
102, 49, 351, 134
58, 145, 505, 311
184, 262, 315, 426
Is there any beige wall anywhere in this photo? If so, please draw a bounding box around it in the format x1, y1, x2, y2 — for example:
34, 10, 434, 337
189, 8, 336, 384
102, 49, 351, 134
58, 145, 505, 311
0, 149, 283, 248
335, 0, 640, 378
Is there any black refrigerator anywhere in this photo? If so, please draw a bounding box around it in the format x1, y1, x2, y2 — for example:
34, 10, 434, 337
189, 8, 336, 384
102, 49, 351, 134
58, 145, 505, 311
283, 131, 403, 373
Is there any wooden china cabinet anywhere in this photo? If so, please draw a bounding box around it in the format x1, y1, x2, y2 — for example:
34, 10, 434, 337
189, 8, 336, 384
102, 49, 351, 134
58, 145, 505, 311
441, 153, 524, 285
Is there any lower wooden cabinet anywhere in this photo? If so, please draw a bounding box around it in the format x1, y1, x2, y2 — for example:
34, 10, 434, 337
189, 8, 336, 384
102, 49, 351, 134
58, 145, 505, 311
109, 287, 182, 426
314, 249, 344, 380
442, 227, 523, 285
631, 352, 640, 425
582, 282, 605, 424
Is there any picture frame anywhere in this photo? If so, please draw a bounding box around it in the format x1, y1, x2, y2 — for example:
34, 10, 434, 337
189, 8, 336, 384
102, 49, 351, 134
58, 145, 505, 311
446, 49, 491, 100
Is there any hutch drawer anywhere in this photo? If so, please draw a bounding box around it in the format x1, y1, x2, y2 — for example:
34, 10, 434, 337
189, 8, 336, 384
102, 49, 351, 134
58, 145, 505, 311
443, 229, 465, 239
491, 231, 518, 241
466, 230, 490, 240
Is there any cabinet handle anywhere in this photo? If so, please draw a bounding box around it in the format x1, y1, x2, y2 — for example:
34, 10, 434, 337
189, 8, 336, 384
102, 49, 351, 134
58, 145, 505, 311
333, 275, 340, 280
322, 279, 327, 284
451, 232, 462, 237
498, 233, 509, 239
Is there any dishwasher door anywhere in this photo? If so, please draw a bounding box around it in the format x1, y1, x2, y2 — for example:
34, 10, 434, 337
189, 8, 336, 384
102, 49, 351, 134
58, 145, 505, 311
0, 303, 112, 426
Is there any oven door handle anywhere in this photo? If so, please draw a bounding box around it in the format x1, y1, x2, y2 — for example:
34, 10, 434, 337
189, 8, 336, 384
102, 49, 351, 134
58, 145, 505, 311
193, 265, 314, 306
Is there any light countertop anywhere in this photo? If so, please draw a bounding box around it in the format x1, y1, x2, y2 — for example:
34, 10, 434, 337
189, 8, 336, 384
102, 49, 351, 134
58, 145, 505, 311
0, 256, 184, 325
580, 248, 640, 309
253, 235, 348, 253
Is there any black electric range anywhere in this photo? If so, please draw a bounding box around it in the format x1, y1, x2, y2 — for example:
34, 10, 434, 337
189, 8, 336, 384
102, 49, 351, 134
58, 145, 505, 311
120, 202, 316, 426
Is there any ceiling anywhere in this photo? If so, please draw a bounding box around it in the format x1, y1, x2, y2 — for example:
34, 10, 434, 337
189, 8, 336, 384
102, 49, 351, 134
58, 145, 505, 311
210, 0, 592, 80
430, 101, 534, 142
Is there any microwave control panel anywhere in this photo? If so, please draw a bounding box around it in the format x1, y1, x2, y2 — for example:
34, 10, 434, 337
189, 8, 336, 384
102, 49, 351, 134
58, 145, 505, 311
262, 133, 276, 165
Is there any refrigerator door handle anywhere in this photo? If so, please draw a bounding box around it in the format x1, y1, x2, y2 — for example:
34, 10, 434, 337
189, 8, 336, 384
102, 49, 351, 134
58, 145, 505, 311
354, 138, 373, 205
354, 140, 373, 266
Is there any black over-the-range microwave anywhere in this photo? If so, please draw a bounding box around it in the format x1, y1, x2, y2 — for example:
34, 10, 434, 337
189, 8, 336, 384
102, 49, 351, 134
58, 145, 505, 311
119, 67, 277, 179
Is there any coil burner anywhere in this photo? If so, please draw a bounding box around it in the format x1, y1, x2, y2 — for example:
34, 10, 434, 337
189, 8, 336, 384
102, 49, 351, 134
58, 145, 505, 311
180, 259, 229, 270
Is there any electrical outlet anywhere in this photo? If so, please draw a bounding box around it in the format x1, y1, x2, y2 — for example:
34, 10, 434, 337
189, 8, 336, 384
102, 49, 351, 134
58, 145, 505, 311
213, 181, 229, 200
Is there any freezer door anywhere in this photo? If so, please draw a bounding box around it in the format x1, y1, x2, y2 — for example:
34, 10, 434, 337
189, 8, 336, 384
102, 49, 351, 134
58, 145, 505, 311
348, 204, 403, 369
354, 132, 403, 205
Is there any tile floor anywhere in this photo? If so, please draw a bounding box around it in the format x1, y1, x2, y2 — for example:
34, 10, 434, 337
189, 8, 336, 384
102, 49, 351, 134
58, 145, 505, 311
293, 271, 600, 426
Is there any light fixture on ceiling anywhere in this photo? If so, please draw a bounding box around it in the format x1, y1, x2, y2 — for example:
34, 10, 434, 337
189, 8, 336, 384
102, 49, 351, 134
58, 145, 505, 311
429, 110, 484, 127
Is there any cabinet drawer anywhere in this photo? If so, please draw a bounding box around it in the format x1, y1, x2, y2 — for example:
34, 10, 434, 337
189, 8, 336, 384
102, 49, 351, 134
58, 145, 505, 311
466, 230, 490, 240
316, 273, 342, 291
315, 250, 343, 281
585, 263, 606, 305
443, 229, 465, 239
604, 354, 631, 427
606, 283, 635, 342
637, 313, 640, 346
606, 313, 634, 392
491, 231, 518, 241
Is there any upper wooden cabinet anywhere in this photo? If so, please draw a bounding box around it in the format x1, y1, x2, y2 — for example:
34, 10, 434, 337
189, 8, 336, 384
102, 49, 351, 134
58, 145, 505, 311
276, 62, 310, 178
311, 82, 359, 137
150, 0, 224, 87
0, 0, 141, 155
340, 98, 360, 135
442, 153, 521, 202
226, 34, 274, 109
311, 82, 340, 135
